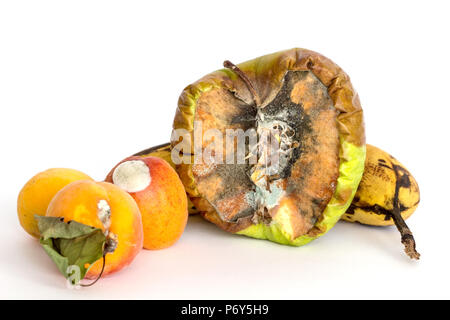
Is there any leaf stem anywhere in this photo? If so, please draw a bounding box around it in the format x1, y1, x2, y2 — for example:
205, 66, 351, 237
80, 255, 106, 287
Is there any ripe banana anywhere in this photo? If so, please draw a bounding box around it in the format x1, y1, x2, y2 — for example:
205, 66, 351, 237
341, 144, 420, 259
134, 143, 420, 259
134, 142, 173, 165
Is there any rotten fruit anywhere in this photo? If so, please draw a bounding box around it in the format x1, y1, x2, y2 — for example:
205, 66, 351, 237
44, 180, 143, 281
16, 47, 422, 288
171, 48, 366, 246
105, 156, 188, 250
135, 142, 421, 258
133, 144, 199, 214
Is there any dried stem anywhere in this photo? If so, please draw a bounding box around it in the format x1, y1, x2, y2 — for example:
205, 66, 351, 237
80, 255, 106, 287
392, 165, 420, 260
223, 60, 261, 106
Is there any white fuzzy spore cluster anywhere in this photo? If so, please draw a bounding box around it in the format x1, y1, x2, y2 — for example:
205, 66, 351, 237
97, 199, 111, 231
97, 200, 118, 254
112, 160, 151, 193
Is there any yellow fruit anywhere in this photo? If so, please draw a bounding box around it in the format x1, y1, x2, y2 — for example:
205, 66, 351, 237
17, 168, 93, 238
341, 144, 420, 259
134, 143, 173, 166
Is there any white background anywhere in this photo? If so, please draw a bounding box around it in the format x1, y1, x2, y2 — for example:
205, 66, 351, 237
1, 0, 449, 299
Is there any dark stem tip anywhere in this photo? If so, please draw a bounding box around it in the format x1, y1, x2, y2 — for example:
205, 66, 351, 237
402, 235, 420, 260
223, 60, 236, 69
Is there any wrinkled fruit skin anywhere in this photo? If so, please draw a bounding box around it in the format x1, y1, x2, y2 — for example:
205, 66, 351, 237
46, 180, 143, 279
106, 156, 188, 250
17, 168, 93, 238
342, 144, 420, 226
171, 48, 366, 246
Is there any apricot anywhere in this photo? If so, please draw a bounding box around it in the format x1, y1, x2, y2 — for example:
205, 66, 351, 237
46, 180, 143, 279
105, 156, 188, 250
17, 168, 93, 238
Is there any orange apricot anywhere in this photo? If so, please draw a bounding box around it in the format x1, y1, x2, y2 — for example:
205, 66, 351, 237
46, 180, 143, 279
106, 156, 188, 250
17, 168, 93, 238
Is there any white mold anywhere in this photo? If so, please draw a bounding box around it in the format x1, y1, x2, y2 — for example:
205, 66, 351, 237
112, 160, 151, 193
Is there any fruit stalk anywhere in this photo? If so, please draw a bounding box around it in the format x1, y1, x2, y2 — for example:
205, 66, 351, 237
391, 165, 420, 260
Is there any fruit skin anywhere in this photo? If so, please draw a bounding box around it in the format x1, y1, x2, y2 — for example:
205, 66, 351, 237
105, 156, 188, 250
46, 180, 143, 279
134, 143, 198, 214
171, 48, 365, 246
17, 168, 93, 238
342, 144, 420, 226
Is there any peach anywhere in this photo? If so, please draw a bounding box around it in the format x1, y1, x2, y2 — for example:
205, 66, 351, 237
46, 180, 143, 279
106, 156, 188, 250
17, 168, 93, 238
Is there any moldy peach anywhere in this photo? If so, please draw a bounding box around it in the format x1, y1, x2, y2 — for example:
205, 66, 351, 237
106, 156, 188, 250
45, 180, 143, 279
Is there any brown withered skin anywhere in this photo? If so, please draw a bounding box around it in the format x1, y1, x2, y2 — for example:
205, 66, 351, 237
172, 48, 365, 237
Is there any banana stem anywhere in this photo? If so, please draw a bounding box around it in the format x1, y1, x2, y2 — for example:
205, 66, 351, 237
390, 211, 420, 260
392, 165, 420, 260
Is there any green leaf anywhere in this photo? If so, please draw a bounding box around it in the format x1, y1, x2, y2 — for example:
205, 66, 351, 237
37, 216, 99, 240
36, 216, 106, 284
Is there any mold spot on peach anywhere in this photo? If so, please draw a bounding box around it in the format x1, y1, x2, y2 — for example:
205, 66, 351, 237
97, 199, 111, 230
112, 160, 151, 193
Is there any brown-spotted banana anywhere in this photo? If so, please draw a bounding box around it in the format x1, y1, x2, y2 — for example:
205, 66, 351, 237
341, 144, 420, 259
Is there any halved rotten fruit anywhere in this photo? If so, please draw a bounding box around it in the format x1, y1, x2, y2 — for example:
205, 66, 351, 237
172, 48, 366, 246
